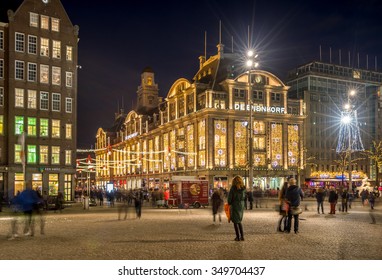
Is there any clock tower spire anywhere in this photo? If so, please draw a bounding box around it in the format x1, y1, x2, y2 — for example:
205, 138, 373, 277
136, 67, 159, 113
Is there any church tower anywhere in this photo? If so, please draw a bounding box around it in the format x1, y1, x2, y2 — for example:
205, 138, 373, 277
136, 67, 159, 113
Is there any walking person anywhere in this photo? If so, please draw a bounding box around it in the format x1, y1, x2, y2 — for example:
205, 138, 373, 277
285, 178, 304, 234
341, 189, 349, 212
8, 193, 22, 240
211, 188, 224, 225
247, 189, 253, 210
18, 182, 40, 236
328, 186, 338, 214
277, 182, 288, 232
315, 187, 325, 214
55, 192, 64, 213
134, 191, 143, 219
369, 191, 375, 210
227, 175, 246, 241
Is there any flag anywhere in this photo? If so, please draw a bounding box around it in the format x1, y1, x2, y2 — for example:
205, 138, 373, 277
18, 131, 26, 165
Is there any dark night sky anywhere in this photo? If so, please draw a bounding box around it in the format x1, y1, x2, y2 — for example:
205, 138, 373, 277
2, 0, 382, 148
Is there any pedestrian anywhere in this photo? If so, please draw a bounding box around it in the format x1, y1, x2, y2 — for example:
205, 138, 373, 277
118, 193, 128, 220
328, 186, 338, 214
360, 188, 369, 206
285, 178, 304, 234
341, 189, 349, 212
246, 188, 253, 210
134, 191, 142, 219
34, 190, 46, 235
164, 187, 170, 208
315, 187, 325, 214
42, 190, 49, 211
18, 182, 40, 236
98, 189, 104, 206
277, 182, 288, 232
211, 188, 224, 225
8, 193, 22, 240
227, 175, 246, 241
369, 191, 375, 210
348, 190, 354, 209
253, 187, 263, 208
55, 192, 64, 213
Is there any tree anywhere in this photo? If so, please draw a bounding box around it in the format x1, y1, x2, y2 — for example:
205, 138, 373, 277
334, 151, 363, 189
362, 140, 382, 187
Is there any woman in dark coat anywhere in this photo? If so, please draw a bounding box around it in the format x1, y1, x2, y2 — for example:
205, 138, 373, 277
211, 188, 224, 224
277, 182, 288, 232
227, 175, 246, 241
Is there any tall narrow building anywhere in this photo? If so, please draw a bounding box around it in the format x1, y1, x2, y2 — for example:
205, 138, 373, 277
0, 0, 79, 200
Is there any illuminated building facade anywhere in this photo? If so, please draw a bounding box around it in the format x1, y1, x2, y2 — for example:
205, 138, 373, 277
287, 61, 382, 186
96, 45, 306, 190
0, 0, 78, 200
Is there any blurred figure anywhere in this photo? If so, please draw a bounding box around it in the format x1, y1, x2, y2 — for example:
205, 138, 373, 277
369, 191, 375, 210
315, 187, 325, 214
55, 192, 64, 213
34, 190, 46, 235
18, 183, 40, 236
164, 188, 170, 208
285, 178, 304, 234
228, 176, 246, 241
118, 193, 128, 220
348, 190, 354, 209
277, 182, 288, 232
8, 192, 21, 240
134, 191, 143, 219
253, 187, 263, 208
341, 189, 349, 212
211, 188, 224, 225
360, 189, 369, 206
246, 188, 253, 210
42, 190, 48, 211
328, 186, 338, 214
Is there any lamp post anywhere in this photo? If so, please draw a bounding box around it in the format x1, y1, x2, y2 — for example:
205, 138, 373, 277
246, 50, 258, 191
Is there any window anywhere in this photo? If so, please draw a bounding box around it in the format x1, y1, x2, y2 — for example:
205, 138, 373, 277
51, 18, 60, 32
52, 93, 61, 111
41, 15, 49, 30
0, 87, 3, 106
40, 65, 49, 84
66, 72, 73, 87
30, 13, 39, 27
0, 31, 4, 50
15, 88, 24, 108
65, 123, 72, 139
28, 63, 37, 82
40, 118, 49, 137
40, 38, 49, 57
65, 98, 72, 113
27, 117, 37, 136
52, 40, 61, 59
52, 67, 61, 85
15, 33, 25, 52
0, 59, 3, 78
66, 46, 72, 61
40, 145, 48, 164
15, 60, 24, 80
27, 145, 37, 164
40, 92, 49, 110
14, 144, 22, 163
52, 119, 60, 138
0, 59, 3, 79
15, 116, 24, 135
0, 115, 3, 134
51, 146, 60, 164
27, 90, 37, 109
65, 150, 71, 165
271, 92, 281, 101
28, 35, 37, 54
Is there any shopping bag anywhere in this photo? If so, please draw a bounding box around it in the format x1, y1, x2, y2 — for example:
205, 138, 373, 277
224, 203, 231, 223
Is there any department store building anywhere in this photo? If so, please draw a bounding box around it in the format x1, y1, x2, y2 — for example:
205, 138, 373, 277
95, 45, 306, 191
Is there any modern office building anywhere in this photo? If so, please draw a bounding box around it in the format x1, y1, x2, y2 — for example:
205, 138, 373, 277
286, 60, 382, 186
0, 0, 79, 200
95, 44, 306, 191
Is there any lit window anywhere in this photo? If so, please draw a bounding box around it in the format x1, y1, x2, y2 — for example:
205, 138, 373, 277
30, 13, 38, 27
0, 115, 3, 135
15, 60, 24, 80
41, 15, 49, 30
52, 119, 60, 138
65, 98, 72, 113
40, 145, 48, 164
65, 150, 71, 165
40, 64, 49, 84
0, 87, 3, 106
66, 46, 72, 61
28, 35, 37, 54
14, 144, 22, 163
52, 40, 61, 59
28, 90, 37, 109
40, 92, 49, 110
15, 88, 24, 108
51, 146, 60, 164
51, 18, 60, 32
40, 119, 49, 137
27, 145, 37, 164
52, 67, 61, 85
65, 123, 72, 139
28, 63, 37, 82
40, 38, 49, 57
0, 31, 4, 50
27, 117, 37, 136
15, 32, 25, 52
66, 72, 73, 87
52, 93, 61, 111
15, 116, 24, 135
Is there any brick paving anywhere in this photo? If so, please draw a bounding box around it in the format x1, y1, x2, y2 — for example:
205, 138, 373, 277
0, 198, 381, 260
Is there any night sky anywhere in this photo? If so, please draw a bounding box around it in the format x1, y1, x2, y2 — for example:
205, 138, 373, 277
2, 0, 382, 148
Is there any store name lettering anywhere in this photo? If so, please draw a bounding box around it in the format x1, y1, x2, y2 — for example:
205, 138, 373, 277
234, 104, 285, 114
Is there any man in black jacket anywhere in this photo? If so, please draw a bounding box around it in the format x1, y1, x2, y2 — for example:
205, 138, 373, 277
285, 178, 304, 234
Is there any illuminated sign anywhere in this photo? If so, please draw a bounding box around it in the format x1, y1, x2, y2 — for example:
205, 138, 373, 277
125, 132, 138, 140
234, 104, 285, 114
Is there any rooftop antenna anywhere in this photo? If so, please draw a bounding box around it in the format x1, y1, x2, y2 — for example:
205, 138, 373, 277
329, 47, 332, 64
219, 20, 222, 44
319, 45, 322, 61
231, 35, 234, 53
348, 51, 351, 67
204, 30, 207, 60
357, 52, 360, 68
247, 25, 250, 49
339, 49, 341, 65
366, 54, 369, 69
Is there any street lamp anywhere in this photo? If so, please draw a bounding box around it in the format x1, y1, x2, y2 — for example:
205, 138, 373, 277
246, 50, 258, 191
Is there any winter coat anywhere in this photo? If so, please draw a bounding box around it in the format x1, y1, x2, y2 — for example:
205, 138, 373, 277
315, 190, 325, 203
328, 190, 338, 203
211, 191, 224, 215
227, 186, 245, 223
285, 185, 303, 207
